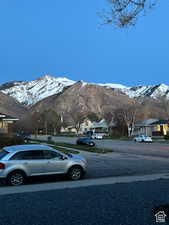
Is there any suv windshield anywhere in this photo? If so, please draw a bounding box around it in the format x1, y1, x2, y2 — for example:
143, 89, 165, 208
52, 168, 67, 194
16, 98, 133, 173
0, 150, 9, 159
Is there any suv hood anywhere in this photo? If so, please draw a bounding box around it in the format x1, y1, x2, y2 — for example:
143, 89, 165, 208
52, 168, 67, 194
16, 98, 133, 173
71, 154, 86, 161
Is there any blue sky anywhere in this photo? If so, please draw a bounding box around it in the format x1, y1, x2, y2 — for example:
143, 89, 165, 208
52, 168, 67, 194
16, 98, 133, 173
0, 0, 168, 86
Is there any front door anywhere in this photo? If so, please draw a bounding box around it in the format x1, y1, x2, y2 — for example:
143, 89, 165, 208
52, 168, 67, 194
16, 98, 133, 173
43, 150, 68, 174
10, 150, 45, 176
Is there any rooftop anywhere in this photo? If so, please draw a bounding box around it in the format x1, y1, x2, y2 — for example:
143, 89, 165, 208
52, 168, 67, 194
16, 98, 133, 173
3, 144, 54, 152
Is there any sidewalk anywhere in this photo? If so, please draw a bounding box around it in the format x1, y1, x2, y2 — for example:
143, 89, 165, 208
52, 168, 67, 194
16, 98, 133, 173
1, 173, 169, 196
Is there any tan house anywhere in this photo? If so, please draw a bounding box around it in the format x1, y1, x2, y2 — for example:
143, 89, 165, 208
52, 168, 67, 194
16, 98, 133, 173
133, 119, 169, 137
0, 113, 19, 134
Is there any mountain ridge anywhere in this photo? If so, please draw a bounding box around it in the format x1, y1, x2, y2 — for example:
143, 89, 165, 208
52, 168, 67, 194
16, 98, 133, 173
0, 75, 169, 106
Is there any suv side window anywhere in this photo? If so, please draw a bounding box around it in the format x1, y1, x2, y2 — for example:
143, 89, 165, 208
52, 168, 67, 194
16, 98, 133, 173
10, 150, 44, 160
0, 150, 9, 159
43, 150, 63, 160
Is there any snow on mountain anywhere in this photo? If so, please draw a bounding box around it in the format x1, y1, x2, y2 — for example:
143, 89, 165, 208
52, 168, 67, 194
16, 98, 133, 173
1, 74, 169, 106
1, 75, 75, 106
98, 83, 128, 89
99, 83, 169, 99
121, 84, 169, 98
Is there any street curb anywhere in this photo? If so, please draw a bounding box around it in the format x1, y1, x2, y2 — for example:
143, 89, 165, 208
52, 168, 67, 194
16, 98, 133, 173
0, 173, 169, 196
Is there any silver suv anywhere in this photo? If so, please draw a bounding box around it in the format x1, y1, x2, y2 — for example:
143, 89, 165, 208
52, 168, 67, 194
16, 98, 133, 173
0, 144, 87, 186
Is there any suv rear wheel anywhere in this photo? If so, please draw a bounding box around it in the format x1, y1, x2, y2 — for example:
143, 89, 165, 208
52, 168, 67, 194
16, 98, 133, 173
7, 171, 26, 186
68, 166, 83, 181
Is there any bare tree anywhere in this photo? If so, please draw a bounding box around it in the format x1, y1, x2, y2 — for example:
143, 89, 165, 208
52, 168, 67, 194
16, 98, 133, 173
100, 0, 158, 28
155, 95, 169, 119
47, 111, 62, 135
69, 109, 87, 134
31, 112, 43, 137
104, 111, 114, 124
114, 99, 141, 136
87, 112, 100, 122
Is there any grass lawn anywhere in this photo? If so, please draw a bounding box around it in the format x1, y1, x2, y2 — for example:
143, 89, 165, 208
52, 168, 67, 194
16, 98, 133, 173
30, 139, 113, 154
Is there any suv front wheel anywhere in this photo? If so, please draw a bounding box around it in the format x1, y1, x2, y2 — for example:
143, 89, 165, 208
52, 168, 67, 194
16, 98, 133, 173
7, 171, 26, 186
68, 166, 83, 181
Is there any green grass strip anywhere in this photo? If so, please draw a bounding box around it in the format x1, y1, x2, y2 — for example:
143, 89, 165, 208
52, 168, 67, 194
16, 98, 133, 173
30, 139, 113, 153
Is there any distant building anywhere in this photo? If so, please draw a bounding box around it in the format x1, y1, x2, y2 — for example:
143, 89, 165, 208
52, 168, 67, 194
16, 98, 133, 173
60, 119, 109, 135
0, 113, 19, 134
133, 119, 169, 137
90, 119, 109, 133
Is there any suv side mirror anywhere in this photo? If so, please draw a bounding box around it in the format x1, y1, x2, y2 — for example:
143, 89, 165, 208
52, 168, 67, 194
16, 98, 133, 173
60, 155, 67, 160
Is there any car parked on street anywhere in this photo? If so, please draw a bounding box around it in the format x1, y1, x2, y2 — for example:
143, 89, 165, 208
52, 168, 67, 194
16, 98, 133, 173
133, 135, 152, 143
16, 133, 31, 143
91, 133, 103, 140
0, 144, 87, 186
76, 138, 95, 147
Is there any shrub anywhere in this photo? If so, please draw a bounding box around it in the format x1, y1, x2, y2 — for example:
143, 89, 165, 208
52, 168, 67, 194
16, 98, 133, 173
0, 134, 25, 148
164, 131, 169, 140
47, 136, 52, 142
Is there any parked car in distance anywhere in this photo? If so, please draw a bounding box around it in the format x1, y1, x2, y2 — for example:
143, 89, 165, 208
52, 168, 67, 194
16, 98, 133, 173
133, 135, 152, 143
16, 133, 31, 143
0, 144, 87, 186
76, 138, 95, 147
91, 133, 103, 140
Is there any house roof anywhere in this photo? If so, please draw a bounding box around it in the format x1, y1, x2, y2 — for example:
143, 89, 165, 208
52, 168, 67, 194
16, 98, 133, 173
0, 113, 19, 121
135, 119, 169, 127
91, 119, 108, 128
151, 120, 169, 125
140, 119, 158, 126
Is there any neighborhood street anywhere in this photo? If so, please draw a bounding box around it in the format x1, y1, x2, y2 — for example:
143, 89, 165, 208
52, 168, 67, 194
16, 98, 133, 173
1, 138, 169, 225
34, 135, 169, 158
0, 178, 169, 225
26, 136, 169, 180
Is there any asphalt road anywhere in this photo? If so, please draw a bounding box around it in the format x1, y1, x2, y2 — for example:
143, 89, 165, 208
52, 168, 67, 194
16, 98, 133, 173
81, 151, 169, 178
1, 179, 169, 225
34, 135, 169, 158
27, 135, 169, 181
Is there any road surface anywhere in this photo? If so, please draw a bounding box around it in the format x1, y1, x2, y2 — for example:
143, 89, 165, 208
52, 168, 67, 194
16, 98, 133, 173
1, 178, 169, 225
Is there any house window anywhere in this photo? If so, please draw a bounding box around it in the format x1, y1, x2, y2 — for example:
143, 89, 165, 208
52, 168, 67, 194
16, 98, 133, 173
0, 122, 8, 128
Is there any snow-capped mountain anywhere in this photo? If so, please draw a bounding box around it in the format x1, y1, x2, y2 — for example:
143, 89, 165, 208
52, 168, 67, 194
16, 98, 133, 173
97, 83, 169, 99
0, 75, 75, 106
121, 84, 169, 98
98, 83, 128, 89
0, 75, 169, 106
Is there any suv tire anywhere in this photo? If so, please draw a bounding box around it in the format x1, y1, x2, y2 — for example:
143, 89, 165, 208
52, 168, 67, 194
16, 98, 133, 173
7, 171, 26, 186
68, 166, 83, 181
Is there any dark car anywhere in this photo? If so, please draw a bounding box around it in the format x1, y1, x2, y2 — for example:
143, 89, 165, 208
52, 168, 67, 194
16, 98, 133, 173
76, 138, 95, 147
16, 133, 31, 143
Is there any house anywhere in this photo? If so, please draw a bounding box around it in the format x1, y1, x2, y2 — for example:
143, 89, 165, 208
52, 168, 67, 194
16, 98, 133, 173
60, 125, 77, 133
0, 113, 19, 134
90, 119, 109, 134
60, 119, 93, 134
60, 119, 109, 135
133, 119, 169, 137
79, 119, 93, 134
